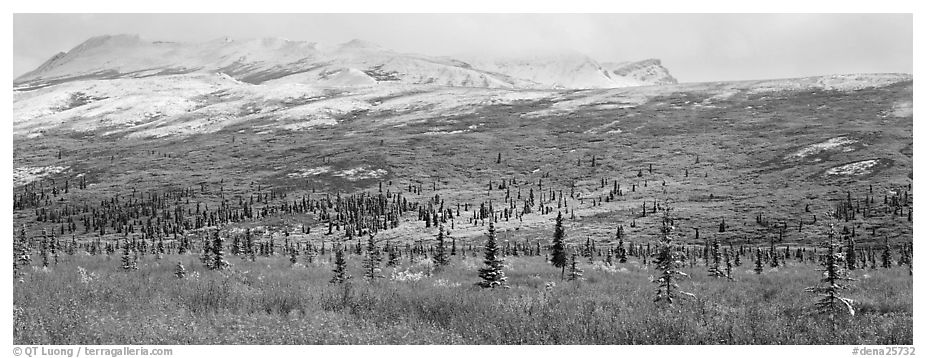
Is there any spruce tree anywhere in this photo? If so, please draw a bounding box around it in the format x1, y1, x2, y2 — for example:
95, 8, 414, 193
551, 211, 568, 279
178, 235, 188, 255
846, 235, 857, 270
881, 239, 893, 269
200, 235, 213, 268
14, 225, 31, 281
245, 229, 256, 261
707, 239, 726, 278
387, 243, 400, 267
724, 250, 734, 281
434, 225, 449, 267
477, 222, 508, 288
210, 230, 230, 270
156, 237, 164, 259
567, 251, 584, 281
40, 231, 49, 268
908, 248, 913, 276
362, 234, 384, 281
583, 237, 593, 259
652, 197, 694, 305
805, 225, 857, 329
618, 239, 628, 263
121, 237, 137, 270
174, 261, 187, 279
330, 247, 351, 284
754, 249, 764, 274
290, 245, 298, 266
50, 235, 58, 265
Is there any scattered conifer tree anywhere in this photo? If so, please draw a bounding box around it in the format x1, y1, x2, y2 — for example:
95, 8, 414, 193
567, 251, 584, 281
881, 239, 893, 269
210, 230, 230, 270
362, 234, 384, 281
652, 197, 694, 305
754, 249, 764, 274
174, 261, 187, 278
290, 245, 298, 266
707, 239, 727, 278
434, 225, 449, 267
846, 236, 857, 270
387, 244, 400, 267
14, 225, 31, 282
121, 237, 137, 270
551, 212, 568, 279
805, 225, 857, 330
330, 247, 351, 284
477, 222, 508, 288
724, 250, 734, 281
770, 247, 780, 268
40, 231, 49, 268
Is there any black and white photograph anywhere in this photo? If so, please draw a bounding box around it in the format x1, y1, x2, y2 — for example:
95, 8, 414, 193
8, 5, 919, 355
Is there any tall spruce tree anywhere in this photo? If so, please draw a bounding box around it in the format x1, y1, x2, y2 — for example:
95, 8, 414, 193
362, 234, 384, 281
567, 251, 584, 281
754, 249, 764, 274
121, 237, 137, 270
652, 197, 694, 305
174, 261, 187, 278
881, 238, 893, 269
477, 222, 508, 288
724, 249, 734, 281
14, 225, 31, 282
289, 245, 298, 266
805, 225, 857, 329
551, 211, 568, 279
846, 235, 857, 270
330, 247, 351, 284
434, 225, 449, 267
707, 239, 726, 278
386, 243, 400, 267
210, 229, 230, 270
40, 231, 49, 268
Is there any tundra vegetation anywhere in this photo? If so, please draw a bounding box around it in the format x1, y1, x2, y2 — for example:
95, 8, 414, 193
13, 79, 913, 344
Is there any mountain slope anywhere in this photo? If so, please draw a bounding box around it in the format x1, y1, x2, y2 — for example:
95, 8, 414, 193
16, 35, 675, 89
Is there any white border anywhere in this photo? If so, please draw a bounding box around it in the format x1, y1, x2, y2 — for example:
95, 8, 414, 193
3, 1, 922, 357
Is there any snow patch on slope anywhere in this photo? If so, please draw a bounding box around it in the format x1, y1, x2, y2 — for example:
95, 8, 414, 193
787, 137, 857, 159
825, 160, 880, 176
287, 166, 332, 178
333, 166, 388, 181
14, 166, 68, 186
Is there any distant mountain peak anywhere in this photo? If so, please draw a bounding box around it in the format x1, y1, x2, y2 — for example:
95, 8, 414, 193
332, 39, 386, 53
603, 59, 678, 85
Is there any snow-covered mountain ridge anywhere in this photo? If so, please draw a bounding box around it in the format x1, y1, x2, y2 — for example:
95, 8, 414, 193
15, 34, 676, 90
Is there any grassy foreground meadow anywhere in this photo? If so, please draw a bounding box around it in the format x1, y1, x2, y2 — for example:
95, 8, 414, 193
13, 248, 912, 345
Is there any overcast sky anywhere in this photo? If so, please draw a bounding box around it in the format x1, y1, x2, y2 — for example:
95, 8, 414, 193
13, 13, 912, 82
